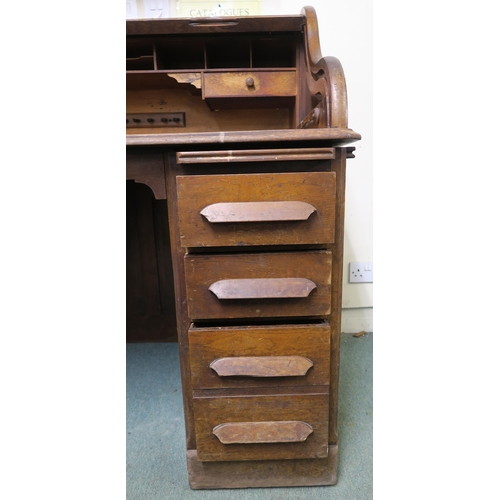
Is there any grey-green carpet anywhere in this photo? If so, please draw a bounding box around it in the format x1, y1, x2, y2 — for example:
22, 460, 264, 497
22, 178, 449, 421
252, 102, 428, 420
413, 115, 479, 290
127, 332, 373, 499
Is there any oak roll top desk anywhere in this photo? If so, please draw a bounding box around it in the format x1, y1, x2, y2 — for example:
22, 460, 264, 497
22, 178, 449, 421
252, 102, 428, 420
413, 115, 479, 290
126, 6, 361, 489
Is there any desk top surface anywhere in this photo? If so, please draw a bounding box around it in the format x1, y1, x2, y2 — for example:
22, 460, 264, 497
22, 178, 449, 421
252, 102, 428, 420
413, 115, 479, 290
126, 128, 361, 148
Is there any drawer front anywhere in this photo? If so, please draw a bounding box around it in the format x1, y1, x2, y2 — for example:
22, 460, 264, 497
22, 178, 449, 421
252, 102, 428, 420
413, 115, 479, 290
193, 392, 329, 462
189, 323, 331, 389
204, 70, 296, 98
184, 251, 332, 320
177, 172, 336, 247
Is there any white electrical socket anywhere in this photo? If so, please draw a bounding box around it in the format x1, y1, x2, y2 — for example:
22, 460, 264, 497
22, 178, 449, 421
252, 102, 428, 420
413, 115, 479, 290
349, 262, 373, 283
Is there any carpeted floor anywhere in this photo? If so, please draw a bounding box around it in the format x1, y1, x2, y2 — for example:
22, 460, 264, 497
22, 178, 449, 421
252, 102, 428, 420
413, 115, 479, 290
126, 332, 372, 499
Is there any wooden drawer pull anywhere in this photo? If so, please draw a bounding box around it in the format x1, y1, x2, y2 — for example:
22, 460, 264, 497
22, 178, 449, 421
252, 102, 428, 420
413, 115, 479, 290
210, 356, 314, 378
189, 20, 238, 27
200, 201, 316, 223
213, 421, 313, 444
208, 278, 317, 300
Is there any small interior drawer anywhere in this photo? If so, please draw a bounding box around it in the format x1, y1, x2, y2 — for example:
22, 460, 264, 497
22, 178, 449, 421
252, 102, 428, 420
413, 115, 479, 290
177, 172, 336, 247
184, 251, 332, 320
204, 70, 296, 98
189, 322, 331, 389
193, 391, 329, 462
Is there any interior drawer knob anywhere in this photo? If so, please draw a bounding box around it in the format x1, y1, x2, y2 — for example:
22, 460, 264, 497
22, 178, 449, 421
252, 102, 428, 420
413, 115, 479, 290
213, 421, 313, 444
208, 277, 317, 300
210, 356, 314, 377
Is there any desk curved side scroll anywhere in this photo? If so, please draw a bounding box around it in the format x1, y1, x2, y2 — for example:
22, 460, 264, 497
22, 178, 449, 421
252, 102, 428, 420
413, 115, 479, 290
301, 6, 348, 129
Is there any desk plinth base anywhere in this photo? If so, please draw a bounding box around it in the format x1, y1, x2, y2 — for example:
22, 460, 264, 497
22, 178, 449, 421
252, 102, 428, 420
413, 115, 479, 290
187, 445, 338, 489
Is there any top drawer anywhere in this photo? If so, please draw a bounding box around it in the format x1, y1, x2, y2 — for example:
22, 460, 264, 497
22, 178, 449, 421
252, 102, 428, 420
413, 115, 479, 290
204, 70, 296, 98
177, 172, 336, 247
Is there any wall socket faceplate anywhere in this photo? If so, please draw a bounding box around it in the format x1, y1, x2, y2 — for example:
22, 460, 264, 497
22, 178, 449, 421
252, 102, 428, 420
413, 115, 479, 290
349, 262, 373, 283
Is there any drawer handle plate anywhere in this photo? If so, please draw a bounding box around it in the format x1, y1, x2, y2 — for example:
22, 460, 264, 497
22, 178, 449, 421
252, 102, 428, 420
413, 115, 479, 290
200, 201, 316, 223
210, 356, 314, 377
208, 278, 317, 300
213, 421, 313, 444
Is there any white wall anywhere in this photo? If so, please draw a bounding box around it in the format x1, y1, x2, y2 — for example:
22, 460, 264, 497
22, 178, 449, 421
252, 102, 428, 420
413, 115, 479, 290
127, 1, 373, 332
127, 0, 170, 18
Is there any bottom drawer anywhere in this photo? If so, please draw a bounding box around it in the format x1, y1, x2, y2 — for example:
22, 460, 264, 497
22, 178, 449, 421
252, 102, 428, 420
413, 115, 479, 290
193, 391, 329, 462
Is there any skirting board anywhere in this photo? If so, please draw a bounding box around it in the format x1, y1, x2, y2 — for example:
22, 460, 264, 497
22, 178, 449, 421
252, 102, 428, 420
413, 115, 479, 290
187, 445, 338, 489
341, 307, 373, 333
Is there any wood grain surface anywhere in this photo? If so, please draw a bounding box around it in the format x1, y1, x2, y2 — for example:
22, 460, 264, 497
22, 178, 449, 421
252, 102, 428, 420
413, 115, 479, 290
187, 445, 338, 488
200, 201, 317, 222
208, 277, 317, 299
177, 172, 336, 247
126, 4, 360, 488
209, 356, 314, 378
193, 391, 329, 461
177, 148, 334, 164
212, 420, 313, 444
204, 70, 296, 98
188, 322, 330, 389
184, 251, 332, 319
